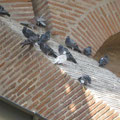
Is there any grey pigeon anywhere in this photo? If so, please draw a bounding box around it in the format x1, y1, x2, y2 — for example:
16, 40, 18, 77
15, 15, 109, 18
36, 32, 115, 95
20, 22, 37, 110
40, 42, 57, 58
0, 5, 10, 17
35, 15, 46, 27
37, 31, 50, 45
99, 55, 109, 67
20, 35, 39, 48
83, 46, 92, 56
22, 27, 37, 38
58, 45, 77, 64
78, 75, 91, 85
65, 36, 81, 53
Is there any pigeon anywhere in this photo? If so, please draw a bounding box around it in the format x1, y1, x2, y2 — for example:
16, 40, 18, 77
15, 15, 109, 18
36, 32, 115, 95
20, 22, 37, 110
20, 22, 35, 29
58, 45, 77, 64
65, 36, 81, 53
83, 46, 92, 56
99, 55, 109, 67
20, 35, 39, 48
37, 31, 50, 45
78, 75, 91, 85
22, 27, 37, 38
35, 15, 46, 27
39, 42, 57, 58
0, 5, 10, 17
54, 51, 67, 65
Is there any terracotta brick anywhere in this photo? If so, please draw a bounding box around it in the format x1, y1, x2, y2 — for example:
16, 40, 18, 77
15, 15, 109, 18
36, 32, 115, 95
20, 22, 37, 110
38, 106, 47, 114
48, 1, 72, 10
15, 94, 24, 103
105, 112, 119, 120
28, 100, 39, 110
52, 30, 66, 36
50, 20, 68, 27
32, 91, 43, 102
93, 106, 110, 119
95, 109, 115, 120
53, 108, 68, 120
35, 98, 51, 110
44, 102, 59, 116
17, 78, 37, 96
60, 14, 76, 21
25, 85, 35, 94
48, 93, 64, 107
40, 88, 54, 101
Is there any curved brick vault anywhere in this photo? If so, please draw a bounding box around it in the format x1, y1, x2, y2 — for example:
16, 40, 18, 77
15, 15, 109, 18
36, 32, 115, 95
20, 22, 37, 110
0, 0, 120, 120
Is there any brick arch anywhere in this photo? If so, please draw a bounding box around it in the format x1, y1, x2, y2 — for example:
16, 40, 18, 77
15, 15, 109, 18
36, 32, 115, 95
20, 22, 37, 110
32, 0, 120, 55
94, 32, 120, 77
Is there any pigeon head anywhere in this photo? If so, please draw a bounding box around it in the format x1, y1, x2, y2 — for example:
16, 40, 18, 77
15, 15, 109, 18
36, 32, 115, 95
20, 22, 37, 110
23, 26, 27, 31
46, 31, 50, 35
0, 5, 4, 10
36, 34, 40, 38
88, 46, 92, 49
104, 55, 108, 59
78, 77, 82, 81
59, 45, 64, 49
66, 36, 70, 40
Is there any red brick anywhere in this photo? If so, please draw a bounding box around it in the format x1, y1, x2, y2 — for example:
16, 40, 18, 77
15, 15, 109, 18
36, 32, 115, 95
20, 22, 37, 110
93, 106, 110, 119
60, 14, 76, 21
35, 98, 51, 110
106, 112, 119, 120
32, 91, 43, 101
48, 1, 72, 10
38, 106, 47, 114
93, 107, 115, 120
28, 100, 39, 110
52, 30, 66, 36
40, 88, 54, 101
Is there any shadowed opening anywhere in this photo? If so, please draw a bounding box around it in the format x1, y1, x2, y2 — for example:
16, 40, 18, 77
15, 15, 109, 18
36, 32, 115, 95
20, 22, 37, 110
94, 32, 120, 77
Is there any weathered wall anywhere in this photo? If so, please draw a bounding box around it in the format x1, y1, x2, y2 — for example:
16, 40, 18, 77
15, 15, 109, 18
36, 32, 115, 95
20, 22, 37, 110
0, 0, 34, 22
32, 0, 120, 55
0, 17, 120, 120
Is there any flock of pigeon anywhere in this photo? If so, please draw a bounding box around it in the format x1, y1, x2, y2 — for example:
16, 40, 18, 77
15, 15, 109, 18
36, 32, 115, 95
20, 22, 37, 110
0, 5, 109, 86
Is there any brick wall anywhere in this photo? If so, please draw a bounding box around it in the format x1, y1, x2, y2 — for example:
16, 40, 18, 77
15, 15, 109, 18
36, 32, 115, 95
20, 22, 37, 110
32, 0, 120, 55
0, 16, 120, 120
0, 0, 34, 22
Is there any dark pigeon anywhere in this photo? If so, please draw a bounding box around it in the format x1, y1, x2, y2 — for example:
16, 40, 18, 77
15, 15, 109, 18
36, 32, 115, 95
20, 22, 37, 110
37, 31, 50, 45
99, 55, 109, 67
40, 42, 57, 58
36, 16, 46, 27
20, 35, 39, 48
83, 46, 92, 56
65, 36, 81, 53
0, 5, 10, 17
58, 45, 77, 64
22, 27, 37, 38
78, 75, 91, 85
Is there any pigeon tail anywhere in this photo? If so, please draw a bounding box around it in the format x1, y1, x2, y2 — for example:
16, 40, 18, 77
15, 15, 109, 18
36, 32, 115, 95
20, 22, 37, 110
20, 23, 29, 27
74, 46, 82, 53
71, 58, 77, 64
51, 53, 57, 58
0, 11, 10, 17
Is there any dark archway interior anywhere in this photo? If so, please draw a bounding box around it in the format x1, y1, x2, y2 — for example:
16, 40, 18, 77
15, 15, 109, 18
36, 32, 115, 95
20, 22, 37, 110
94, 32, 120, 77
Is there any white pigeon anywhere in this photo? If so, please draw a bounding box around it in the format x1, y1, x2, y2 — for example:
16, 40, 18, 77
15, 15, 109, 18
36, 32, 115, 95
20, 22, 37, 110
54, 51, 67, 65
